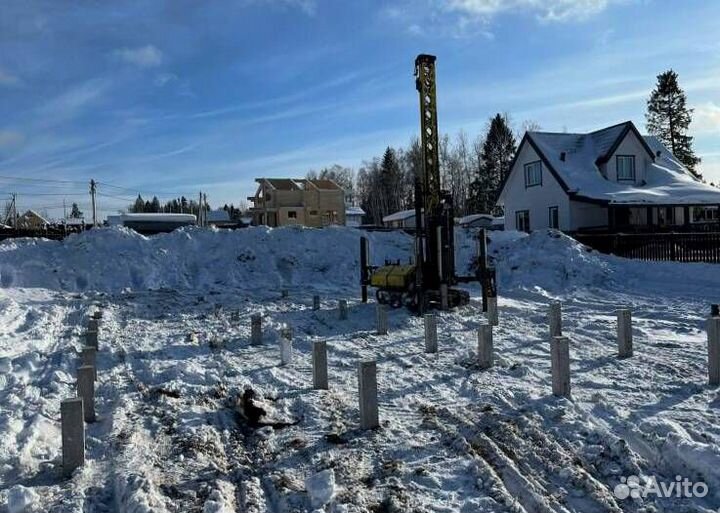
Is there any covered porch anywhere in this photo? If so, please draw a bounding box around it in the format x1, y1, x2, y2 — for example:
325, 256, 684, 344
608, 204, 720, 233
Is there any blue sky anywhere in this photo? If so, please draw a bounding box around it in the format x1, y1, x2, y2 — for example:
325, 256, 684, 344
1, 0, 719, 219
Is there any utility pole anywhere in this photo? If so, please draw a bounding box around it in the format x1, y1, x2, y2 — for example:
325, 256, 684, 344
90, 180, 97, 228
203, 193, 208, 228
12, 193, 17, 231
5, 193, 16, 229
63, 198, 67, 220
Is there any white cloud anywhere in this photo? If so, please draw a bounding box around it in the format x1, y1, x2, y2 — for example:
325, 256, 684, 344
114, 45, 164, 68
37, 78, 109, 123
384, 0, 623, 37
693, 102, 720, 135
240, 0, 316, 15
443, 0, 614, 22
0, 69, 21, 87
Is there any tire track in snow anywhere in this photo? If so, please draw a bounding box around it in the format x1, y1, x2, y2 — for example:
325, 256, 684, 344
421, 403, 629, 513
83, 296, 173, 513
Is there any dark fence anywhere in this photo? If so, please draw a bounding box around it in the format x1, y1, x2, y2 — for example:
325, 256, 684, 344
574, 232, 720, 263
0, 227, 86, 241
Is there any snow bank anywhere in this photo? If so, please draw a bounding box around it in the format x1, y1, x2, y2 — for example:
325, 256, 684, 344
492, 230, 615, 292
1, 225, 718, 299
0, 226, 412, 293
492, 229, 720, 297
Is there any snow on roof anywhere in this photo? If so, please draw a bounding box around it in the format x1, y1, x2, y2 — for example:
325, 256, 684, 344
383, 209, 416, 222
120, 213, 197, 222
20, 209, 49, 224
458, 213, 494, 225
207, 210, 230, 222
346, 206, 365, 216
520, 122, 720, 205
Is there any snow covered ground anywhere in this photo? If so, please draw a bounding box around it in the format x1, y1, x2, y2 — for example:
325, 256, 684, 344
1, 225, 720, 512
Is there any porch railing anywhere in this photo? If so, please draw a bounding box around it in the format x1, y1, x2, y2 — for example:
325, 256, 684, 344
574, 232, 720, 263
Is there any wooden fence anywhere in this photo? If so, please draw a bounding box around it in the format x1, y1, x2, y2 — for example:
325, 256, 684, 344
574, 232, 720, 263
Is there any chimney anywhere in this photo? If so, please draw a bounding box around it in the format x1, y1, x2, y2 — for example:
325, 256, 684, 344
560, 152, 566, 162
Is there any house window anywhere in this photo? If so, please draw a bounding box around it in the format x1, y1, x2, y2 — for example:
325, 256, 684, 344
657, 207, 675, 226
548, 206, 559, 229
616, 155, 636, 181
288, 211, 297, 219
516, 210, 530, 232
692, 206, 719, 223
524, 161, 542, 187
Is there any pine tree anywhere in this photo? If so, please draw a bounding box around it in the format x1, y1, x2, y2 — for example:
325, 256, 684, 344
150, 196, 161, 213
380, 147, 402, 217
469, 114, 516, 214
70, 203, 83, 219
132, 195, 145, 213
646, 70, 701, 179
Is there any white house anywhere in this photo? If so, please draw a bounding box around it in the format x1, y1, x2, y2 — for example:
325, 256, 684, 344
345, 206, 365, 227
497, 121, 720, 233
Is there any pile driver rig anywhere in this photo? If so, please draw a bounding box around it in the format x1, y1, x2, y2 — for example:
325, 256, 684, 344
360, 54, 493, 313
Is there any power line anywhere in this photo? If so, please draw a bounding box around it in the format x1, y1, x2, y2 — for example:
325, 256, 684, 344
0, 174, 196, 199
0, 174, 87, 185
96, 192, 136, 202
0, 191, 87, 197
96, 181, 195, 198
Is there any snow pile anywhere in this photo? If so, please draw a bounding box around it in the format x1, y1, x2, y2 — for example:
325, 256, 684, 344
1, 225, 718, 301
491, 229, 720, 298
492, 229, 615, 292
0, 226, 412, 293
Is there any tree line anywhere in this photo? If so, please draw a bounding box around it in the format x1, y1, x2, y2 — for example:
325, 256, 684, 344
128, 195, 210, 216
126, 194, 253, 222
306, 68, 702, 225
311, 113, 524, 225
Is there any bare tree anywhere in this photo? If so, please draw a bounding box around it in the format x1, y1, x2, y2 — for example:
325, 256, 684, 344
307, 164, 355, 204
519, 119, 542, 135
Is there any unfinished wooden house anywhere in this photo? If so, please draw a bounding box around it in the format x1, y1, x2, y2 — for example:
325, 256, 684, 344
247, 178, 346, 227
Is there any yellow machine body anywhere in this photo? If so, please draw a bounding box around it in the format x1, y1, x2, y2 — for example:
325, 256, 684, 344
370, 264, 416, 290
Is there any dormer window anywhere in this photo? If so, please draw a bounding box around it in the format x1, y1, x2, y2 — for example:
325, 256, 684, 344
617, 155, 636, 181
